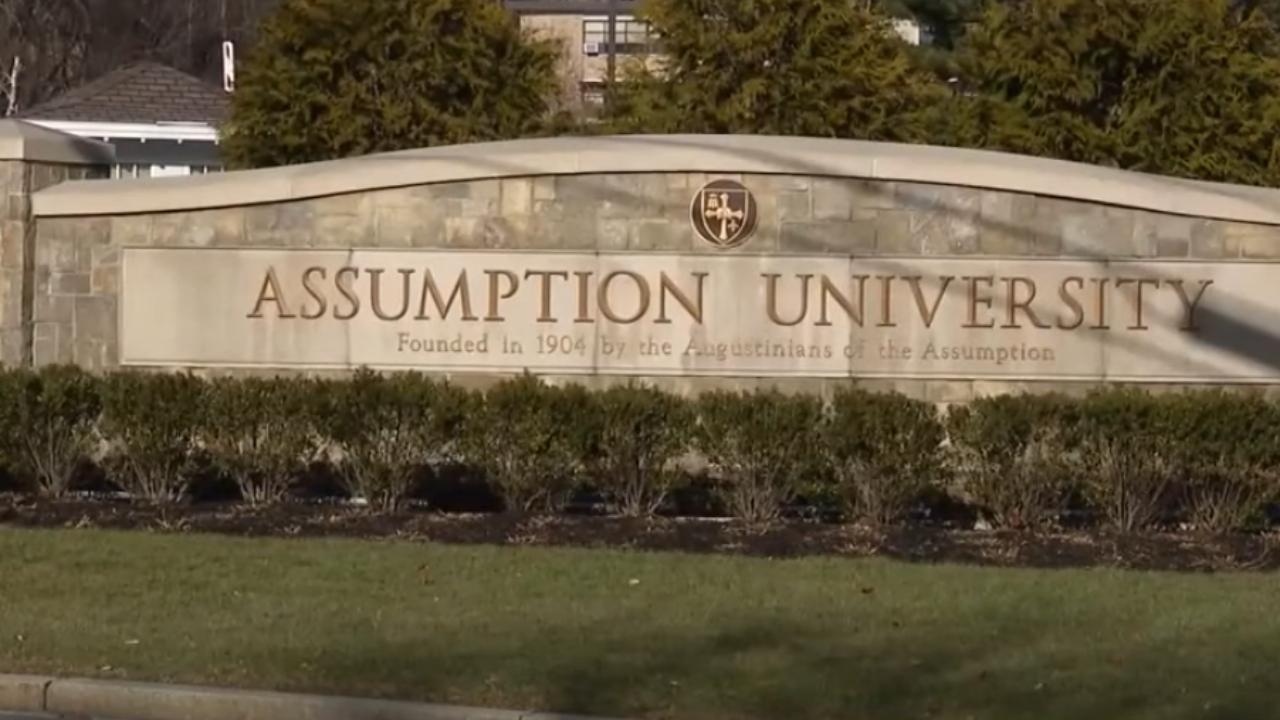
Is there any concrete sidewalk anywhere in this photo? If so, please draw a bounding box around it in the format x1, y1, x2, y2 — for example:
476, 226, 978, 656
0, 674, 620, 720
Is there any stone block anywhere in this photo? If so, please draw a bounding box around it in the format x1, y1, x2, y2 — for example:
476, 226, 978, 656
534, 205, 594, 251
895, 183, 981, 215
109, 215, 151, 246
480, 216, 543, 249
427, 181, 471, 199
757, 174, 811, 192
977, 191, 1038, 255
533, 176, 557, 200
596, 218, 631, 251
31, 323, 56, 365
1222, 222, 1280, 260
629, 220, 688, 251
77, 217, 111, 245
93, 245, 120, 268
0, 160, 25, 189
29, 162, 73, 191
245, 202, 321, 246
874, 211, 913, 253
34, 294, 73, 324
915, 210, 979, 255
73, 295, 115, 340
6, 192, 29, 222
52, 272, 90, 295
455, 180, 499, 217
1042, 199, 1137, 258
812, 179, 855, 220
1155, 237, 1189, 258
779, 219, 875, 253
313, 209, 375, 247
499, 178, 533, 216
778, 190, 810, 221
583, 174, 661, 219
36, 238, 76, 271
554, 175, 606, 211
0, 327, 23, 365
378, 203, 445, 248
91, 264, 119, 295
0, 223, 23, 268
442, 217, 485, 248
1240, 226, 1280, 258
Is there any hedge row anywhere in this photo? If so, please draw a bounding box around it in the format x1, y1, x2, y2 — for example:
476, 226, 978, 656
1, 366, 1279, 534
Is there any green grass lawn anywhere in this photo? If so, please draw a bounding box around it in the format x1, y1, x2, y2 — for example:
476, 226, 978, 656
0, 526, 1276, 720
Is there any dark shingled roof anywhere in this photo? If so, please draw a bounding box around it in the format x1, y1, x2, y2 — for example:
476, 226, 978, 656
19, 62, 229, 125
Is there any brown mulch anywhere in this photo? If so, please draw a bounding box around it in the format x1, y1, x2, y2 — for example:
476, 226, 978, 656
1, 494, 1276, 573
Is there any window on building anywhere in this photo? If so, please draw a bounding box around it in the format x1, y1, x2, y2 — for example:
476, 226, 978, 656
112, 163, 224, 179
582, 17, 658, 55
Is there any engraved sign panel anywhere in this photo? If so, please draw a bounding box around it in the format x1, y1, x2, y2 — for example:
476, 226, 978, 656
119, 247, 1280, 382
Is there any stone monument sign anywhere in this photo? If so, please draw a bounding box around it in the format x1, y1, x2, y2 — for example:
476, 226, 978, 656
11, 129, 1280, 397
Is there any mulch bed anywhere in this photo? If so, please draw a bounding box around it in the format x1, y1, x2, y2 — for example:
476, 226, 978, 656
1, 494, 1276, 573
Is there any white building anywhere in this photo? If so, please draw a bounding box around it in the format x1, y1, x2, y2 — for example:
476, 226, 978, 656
18, 61, 227, 178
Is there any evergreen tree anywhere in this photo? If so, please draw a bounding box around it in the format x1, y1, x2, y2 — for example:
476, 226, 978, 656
952, 0, 1280, 185
603, 0, 948, 143
220, 0, 561, 169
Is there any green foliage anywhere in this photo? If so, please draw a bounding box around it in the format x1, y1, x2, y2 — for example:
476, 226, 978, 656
221, 0, 562, 168
462, 374, 595, 514
0, 367, 1278, 535
13, 366, 101, 497
98, 371, 206, 503
0, 368, 27, 489
694, 389, 823, 525
588, 383, 695, 517
1072, 389, 1177, 532
823, 387, 944, 527
314, 369, 469, 511
946, 394, 1075, 529
604, 0, 947, 141
200, 376, 320, 505
952, 0, 1280, 185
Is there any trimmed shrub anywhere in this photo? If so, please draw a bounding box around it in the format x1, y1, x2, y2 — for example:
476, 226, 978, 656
589, 383, 695, 517
823, 387, 945, 527
1072, 389, 1178, 532
0, 367, 109, 496
201, 375, 320, 505
694, 389, 823, 525
947, 394, 1075, 529
462, 374, 596, 514
0, 368, 26, 490
98, 371, 206, 503
14, 365, 102, 497
1161, 390, 1279, 534
314, 368, 468, 511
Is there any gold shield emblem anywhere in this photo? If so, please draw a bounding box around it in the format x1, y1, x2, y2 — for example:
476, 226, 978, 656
690, 179, 758, 249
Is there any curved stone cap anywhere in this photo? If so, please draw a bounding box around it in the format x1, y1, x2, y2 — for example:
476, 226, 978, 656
0, 119, 115, 165
29, 133, 1280, 224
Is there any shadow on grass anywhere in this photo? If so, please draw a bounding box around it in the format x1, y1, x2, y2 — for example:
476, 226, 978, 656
294, 611, 1275, 720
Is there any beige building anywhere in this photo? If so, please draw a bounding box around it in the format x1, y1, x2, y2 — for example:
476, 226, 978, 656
510, 0, 927, 112
511, 0, 653, 111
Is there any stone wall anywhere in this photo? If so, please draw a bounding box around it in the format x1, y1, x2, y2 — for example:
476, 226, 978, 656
28, 157, 1280, 402
0, 121, 113, 365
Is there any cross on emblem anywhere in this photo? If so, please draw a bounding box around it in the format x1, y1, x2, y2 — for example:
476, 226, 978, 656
703, 192, 744, 242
